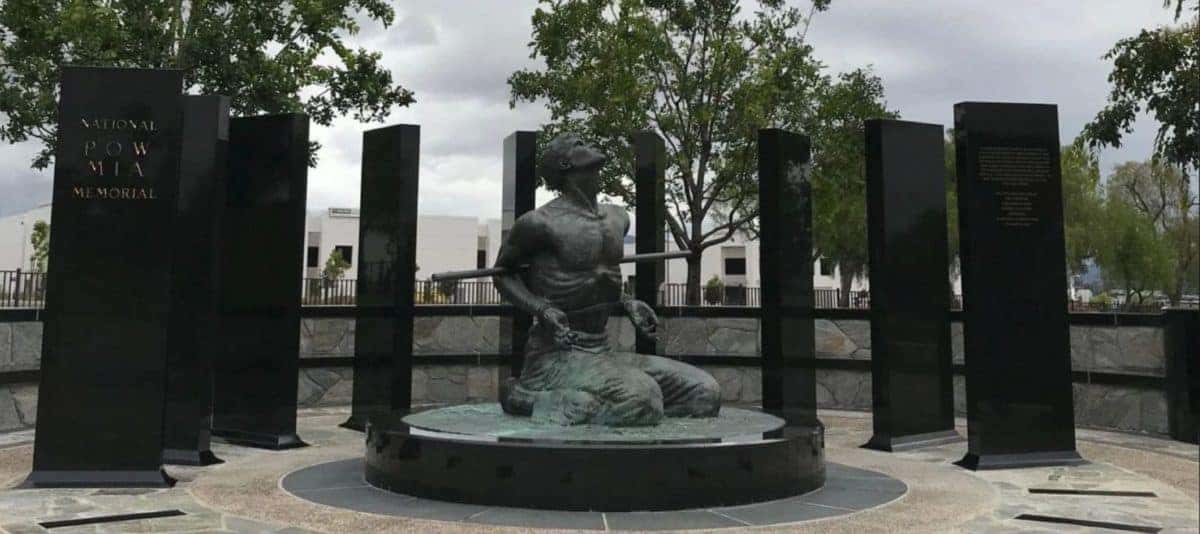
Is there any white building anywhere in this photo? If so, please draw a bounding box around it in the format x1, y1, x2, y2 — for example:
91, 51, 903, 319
0, 203, 52, 272
303, 207, 884, 294
1, 203, 958, 297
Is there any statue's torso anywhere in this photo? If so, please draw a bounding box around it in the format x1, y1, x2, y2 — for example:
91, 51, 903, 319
524, 199, 627, 331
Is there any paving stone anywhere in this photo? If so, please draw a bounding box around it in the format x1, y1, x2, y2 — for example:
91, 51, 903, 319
316, 379, 353, 406
295, 374, 324, 406
0, 387, 22, 431
605, 510, 744, 530
10, 321, 41, 368
466, 366, 498, 401
707, 366, 744, 402
224, 515, 286, 533
816, 369, 871, 410
663, 318, 710, 355
718, 497, 846, 525
411, 317, 438, 352
281, 459, 364, 492
833, 319, 871, 351
708, 319, 758, 355
0, 323, 12, 368
950, 321, 965, 365
1116, 326, 1165, 375
815, 320, 857, 358
471, 507, 604, 530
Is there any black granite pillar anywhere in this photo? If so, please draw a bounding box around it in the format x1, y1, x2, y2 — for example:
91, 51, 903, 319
953, 102, 1082, 469
499, 131, 538, 379
634, 131, 666, 355
1164, 309, 1199, 444
342, 125, 420, 432
163, 95, 230, 465
28, 67, 183, 487
863, 119, 961, 452
211, 114, 309, 450
758, 129, 818, 428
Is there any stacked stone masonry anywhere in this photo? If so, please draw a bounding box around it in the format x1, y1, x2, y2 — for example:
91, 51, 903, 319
0, 316, 1170, 436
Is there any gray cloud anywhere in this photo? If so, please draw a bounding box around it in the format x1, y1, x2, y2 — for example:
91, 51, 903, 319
0, 0, 1184, 221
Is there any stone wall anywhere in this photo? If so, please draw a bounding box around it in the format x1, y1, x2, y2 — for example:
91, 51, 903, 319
0, 315, 1171, 436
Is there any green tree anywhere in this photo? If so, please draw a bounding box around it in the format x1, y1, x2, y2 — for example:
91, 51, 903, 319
943, 136, 1104, 295
321, 249, 350, 283
29, 219, 49, 272
509, 0, 902, 304
0, 0, 414, 169
1060, 141, 1105, 276
1093, 195, 1172, 309
1083, 0, 1197, 173
1106, 159, 1198, 303
806, 70, 896, 306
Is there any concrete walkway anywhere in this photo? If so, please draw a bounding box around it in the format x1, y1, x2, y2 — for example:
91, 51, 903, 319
0, 407, 1196, 533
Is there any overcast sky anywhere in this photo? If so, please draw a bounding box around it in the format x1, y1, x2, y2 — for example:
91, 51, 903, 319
0, 0, 1183, 218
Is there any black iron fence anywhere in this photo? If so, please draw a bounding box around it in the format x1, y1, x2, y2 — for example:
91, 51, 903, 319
0, 270, 45, 308
2, 270, 1186, 313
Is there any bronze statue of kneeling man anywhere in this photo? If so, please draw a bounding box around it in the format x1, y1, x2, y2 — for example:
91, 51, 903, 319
494, 133, 720, 427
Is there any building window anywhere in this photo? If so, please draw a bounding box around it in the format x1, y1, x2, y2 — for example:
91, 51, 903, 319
819, 258, 834, 277
334, 245, 353, 265
306, 246, 319, 268
477, 250, 487, 269
724, 257, 746, 276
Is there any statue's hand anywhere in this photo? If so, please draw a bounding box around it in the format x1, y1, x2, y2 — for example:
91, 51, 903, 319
539, 306, 577, 348
623, 299, 658, 339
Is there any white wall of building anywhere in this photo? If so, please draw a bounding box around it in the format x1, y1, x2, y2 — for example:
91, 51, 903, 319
0, 204, 52, 272
304, 209, 483, 281
0, 203, 962, 296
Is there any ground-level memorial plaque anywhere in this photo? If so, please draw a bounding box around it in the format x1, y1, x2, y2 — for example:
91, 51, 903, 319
212, 114, 309, 449
863, 119, 960, 452
953, 102, 1082, 469
342, 124, 420, 431
163, 95, 230, 465
28, 67, 184, 487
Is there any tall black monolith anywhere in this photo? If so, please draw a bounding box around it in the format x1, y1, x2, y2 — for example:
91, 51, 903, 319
634, 131, 666, 355
499, 131, 538, 379
211, 114, 310, 449
758, 129, 818, 428
28, 67, 183, 487
953, 102, 1082, 469
163, 95, 230, 465
863, 119, 961, 452
342, 124, 420, 431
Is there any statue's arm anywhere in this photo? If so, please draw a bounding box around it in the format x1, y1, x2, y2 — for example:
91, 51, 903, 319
493, 213, 553, 317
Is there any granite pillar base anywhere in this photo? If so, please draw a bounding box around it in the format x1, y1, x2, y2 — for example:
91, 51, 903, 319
24, 469, 176, 489
211, 428, 308, 451
339, 415, 367, 432
162, 448, 224, 467
864, 429, 964, 453
956, 450, 1085, 471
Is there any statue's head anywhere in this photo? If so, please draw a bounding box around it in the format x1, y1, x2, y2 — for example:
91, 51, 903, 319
539, 133, 607, 194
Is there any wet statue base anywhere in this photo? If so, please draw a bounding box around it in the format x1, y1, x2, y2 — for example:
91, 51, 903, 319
365, 403, 826, 511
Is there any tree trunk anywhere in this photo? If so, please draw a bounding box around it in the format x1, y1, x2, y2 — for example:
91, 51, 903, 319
685, 253, 702, 306
838, 267, 853, 308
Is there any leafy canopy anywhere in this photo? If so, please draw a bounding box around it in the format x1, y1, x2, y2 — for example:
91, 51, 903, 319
0, 0, 414, 169
1082, 0, 1197, 173
509, 0, 890, 302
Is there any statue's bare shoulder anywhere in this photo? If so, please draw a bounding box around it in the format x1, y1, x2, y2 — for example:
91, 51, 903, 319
601, 203, 630, 235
